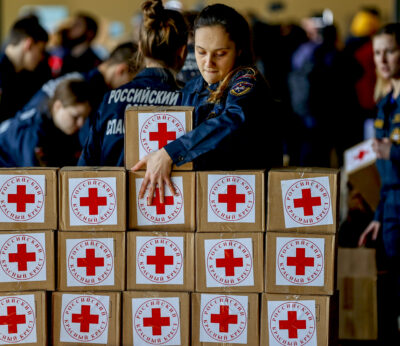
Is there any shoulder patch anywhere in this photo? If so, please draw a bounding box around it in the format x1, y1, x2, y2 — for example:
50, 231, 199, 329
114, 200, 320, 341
374, 118, 384, 129
230, 81, 254, 97
394, 114, 400, 123
391, 128, 400, 144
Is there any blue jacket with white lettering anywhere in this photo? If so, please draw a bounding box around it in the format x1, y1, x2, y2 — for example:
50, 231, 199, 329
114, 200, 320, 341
78, 68, 182, 166
164, 67, 283, 170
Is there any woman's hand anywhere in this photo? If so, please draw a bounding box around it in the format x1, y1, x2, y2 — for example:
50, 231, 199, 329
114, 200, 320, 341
131, 148, 176, 204
372, 138, 391, 159
358, 220, 381, 247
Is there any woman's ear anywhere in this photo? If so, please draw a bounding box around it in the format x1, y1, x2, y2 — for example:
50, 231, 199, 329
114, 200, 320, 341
52, 99, 63, 116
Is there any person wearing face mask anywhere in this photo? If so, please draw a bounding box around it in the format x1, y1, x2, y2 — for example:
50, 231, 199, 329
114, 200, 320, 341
0, 79, 91, 167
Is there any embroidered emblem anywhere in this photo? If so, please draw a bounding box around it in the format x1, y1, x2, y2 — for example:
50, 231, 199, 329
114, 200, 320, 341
230, 81, 254, 96
394, 114, 400, 123
390, 128, 400, 144
374, 119, 384, 129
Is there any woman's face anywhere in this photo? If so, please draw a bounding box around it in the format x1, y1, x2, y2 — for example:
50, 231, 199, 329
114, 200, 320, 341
52, 101, 91, 135
373, 33, 400, 80
195, 25, 238, 85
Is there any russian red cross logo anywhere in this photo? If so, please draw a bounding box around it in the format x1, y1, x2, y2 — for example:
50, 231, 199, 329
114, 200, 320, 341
354, 149, 368, 161
70, 178, 117, 225
0, 176, 44, 222
269, 302, 316, 346
133, 298, 180, 345
0, 296, 36, 343
208, 175, 255, 222
0, 234, 45, 282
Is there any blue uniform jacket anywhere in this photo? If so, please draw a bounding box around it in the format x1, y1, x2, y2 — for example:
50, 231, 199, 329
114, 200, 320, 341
164, 68, 282, 170
78, 67, 182, 166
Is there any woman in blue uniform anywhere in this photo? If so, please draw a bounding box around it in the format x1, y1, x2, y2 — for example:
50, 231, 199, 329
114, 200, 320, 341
133, 4, 281, 203
78, 0, 188, 166
0, 79, 91, 167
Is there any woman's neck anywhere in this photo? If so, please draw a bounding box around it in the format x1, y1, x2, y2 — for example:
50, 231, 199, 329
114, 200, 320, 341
144, 58, 177, 77
392, 78, 400, 98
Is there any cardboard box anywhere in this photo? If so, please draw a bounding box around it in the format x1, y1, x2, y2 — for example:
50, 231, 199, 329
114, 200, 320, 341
59, 167, 126, 231
267, 168, 340, 234
123, 291, 190, 346
127, 231, 194, 291
260, 293, 338, 346
265, 232, 336, 295
0, 291, 46, 345
129, 171, 195, 231
344, 139, 380, 211
125, 106, 194, 170
57, 231, 125, 291
338, 247, 377, 340
196, 233, 264, 293
0, 230, 55, 291
191, 293, 259, 346
0, 168, 57, 230
52, 291, 120, 345
197, 171, 265, 232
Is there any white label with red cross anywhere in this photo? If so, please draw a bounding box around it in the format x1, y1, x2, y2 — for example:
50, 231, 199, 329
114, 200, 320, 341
0, 294, 37, 344
204, 238, 254, 288
66, 238, 114, 287
345, 139, 376, 172
0, 233, 46, 283
199, 294, 248, 344
135, 177, 184, 226
207, 175, 255, 223
138, 111, 186, 160
132, 297, 181, 346
69, 177, 117, 226
276, 237, 325, 286
0, 175, 45, 223
60, 294, 110, 344
267, 300, 317, 346
280, 177, 333, 228
136, 236, 184, 285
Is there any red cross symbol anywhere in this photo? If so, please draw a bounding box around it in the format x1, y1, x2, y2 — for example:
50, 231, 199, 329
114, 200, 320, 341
149, 123, 176, 149
216, 249, 243, 276
293, 188, 321, 216
279, 311, 307, 339
146, 247, 173, 274
149, 188, 174, 215
354, 149, 368, 161
218, 185, 245, 212
79, 188, 107, 215
77, 249, 104, 276
211, 305, 238, 333
8, 244, 36, 271
72, 305, 99, 332
7, 185, 35, 212
0, 306, 26, 334
143, 308, 170, 335
287, 248, 314, 275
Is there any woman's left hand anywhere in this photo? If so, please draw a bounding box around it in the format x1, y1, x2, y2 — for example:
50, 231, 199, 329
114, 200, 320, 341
372, 138, 392, 160
131, 148, 176, 204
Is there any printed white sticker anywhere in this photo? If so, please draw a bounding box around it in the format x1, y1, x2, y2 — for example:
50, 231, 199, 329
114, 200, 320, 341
136, 236, 184, 285
132, 297, 181, 346
345, 139, 376, 173
199, 294, 248, 344
66, 238, 115, 287
0, 175, 45, 223
204, 238, 254, 287
267, 300, 317, 346
207, 175, 256, 223
69, 177, 118, 226
135, 177, 185, 226
280, 176, 333, 228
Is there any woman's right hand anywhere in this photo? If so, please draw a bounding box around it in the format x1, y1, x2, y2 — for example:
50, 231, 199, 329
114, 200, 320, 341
358, 221, 381, 247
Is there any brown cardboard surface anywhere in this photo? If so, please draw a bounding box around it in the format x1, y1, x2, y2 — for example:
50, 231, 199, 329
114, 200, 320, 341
196, 233, 264, 293
57, 231, 125, 291
0, 230, 55, 291
265, 232, 336, 295
52, 291, 121, 346
197, 171, 265, 232
0, 168, 57, 230
260, 293, 338, 346
267, 168, 340, 234
123, 291, 190, 346
125, 106, 194, 170
126, 231, 194, 291
128, 171, 195, 231
191, 293, 259, 346
59, 167, 126, 231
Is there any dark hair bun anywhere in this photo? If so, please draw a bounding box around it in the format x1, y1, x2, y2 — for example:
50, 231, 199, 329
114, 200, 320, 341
142, 0, 165, 30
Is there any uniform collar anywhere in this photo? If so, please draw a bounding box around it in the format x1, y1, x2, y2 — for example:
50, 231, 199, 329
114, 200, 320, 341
192, 76, 220, 93
135, 67, 179, 86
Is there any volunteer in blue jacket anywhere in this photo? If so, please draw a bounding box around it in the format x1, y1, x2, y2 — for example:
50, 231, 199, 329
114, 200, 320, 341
0, 79, 91, 167
133, 4, 281, 203
78, 0, 188, 166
